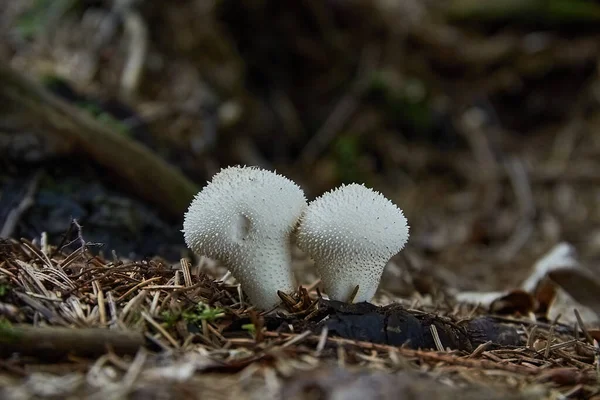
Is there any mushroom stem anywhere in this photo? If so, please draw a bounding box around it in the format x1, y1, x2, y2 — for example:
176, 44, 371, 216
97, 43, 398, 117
315, 261, 383, 303
230, 244, 296, 308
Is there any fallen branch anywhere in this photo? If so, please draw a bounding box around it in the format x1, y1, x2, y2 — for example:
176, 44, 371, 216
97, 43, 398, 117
0, 62, 198, 219
0, 324, 144, 359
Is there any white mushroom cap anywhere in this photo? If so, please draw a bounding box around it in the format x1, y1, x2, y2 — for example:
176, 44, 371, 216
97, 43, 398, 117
182, 166, 307, 309
296, 183, 409, 303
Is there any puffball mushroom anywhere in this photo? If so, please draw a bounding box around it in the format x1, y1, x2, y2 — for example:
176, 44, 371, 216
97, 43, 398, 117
182, 166, 307, 310
296, 183, 409, 303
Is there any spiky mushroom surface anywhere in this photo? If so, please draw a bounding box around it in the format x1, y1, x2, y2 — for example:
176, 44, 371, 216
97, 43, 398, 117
296, 183, 409, 303
183, 166, 307, 309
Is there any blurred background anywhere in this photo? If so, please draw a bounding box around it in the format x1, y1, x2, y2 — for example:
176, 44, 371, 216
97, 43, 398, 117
2, 0, 600, 297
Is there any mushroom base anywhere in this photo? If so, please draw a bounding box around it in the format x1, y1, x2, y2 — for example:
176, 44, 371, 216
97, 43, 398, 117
315, 261, 383, 303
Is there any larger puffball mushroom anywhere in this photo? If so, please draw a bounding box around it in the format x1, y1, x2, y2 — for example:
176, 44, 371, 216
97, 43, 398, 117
183, 166, 307, 310
296, 183, 409, 303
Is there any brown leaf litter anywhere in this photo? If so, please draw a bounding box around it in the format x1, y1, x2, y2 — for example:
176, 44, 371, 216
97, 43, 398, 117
0, 236, 599, 399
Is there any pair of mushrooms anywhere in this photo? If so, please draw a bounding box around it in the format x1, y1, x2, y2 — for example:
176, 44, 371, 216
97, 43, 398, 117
182, 166, 409, 310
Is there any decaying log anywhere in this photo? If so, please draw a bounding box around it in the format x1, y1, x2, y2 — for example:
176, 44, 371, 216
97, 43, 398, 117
318, 300, 523, 351
231, 299, 524, 351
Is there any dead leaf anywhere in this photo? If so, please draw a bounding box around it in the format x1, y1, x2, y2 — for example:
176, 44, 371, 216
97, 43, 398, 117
454, 243, 600, 326
521, 242, 579, 293
587, 329, 600, 342
455, 290, 509, 308
532, 278, 556, 316
489, 290, 536, 315
547, 267, 600, 317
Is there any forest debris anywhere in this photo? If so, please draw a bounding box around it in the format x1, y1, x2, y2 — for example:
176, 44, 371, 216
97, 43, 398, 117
141, 356, 220, 385
283, 367, 541, 400
0, 324, 144, 359
456, 243, 600, 326
547, 268, 600, 318
520, 243, 579, 293
0, 62, 198, 218
314, 300, 523, 350
489, 290, 536, 315
456, 290, 511, 310
0, 237, 597, 398
4, 0, 600, 397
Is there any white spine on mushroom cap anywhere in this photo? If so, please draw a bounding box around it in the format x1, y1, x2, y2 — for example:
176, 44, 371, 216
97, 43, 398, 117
182, 166, 307, 310
296, 183, 409, 303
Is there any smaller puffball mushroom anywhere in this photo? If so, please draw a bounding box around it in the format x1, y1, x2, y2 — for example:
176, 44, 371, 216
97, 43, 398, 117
296, 183, 409, 303
182, 166, 307, 310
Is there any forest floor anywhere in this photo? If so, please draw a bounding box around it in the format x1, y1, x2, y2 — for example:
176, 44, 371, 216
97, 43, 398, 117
2, 0, 600, 398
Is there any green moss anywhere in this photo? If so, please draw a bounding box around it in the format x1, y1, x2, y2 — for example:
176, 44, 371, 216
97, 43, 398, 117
182, 303, 225, 325
241, 323, 256, 334
160, 310, 180, 328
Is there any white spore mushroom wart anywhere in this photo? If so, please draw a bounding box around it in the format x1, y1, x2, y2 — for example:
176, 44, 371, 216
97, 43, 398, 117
182, 166, 307, 309
296, 183, 409, 303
